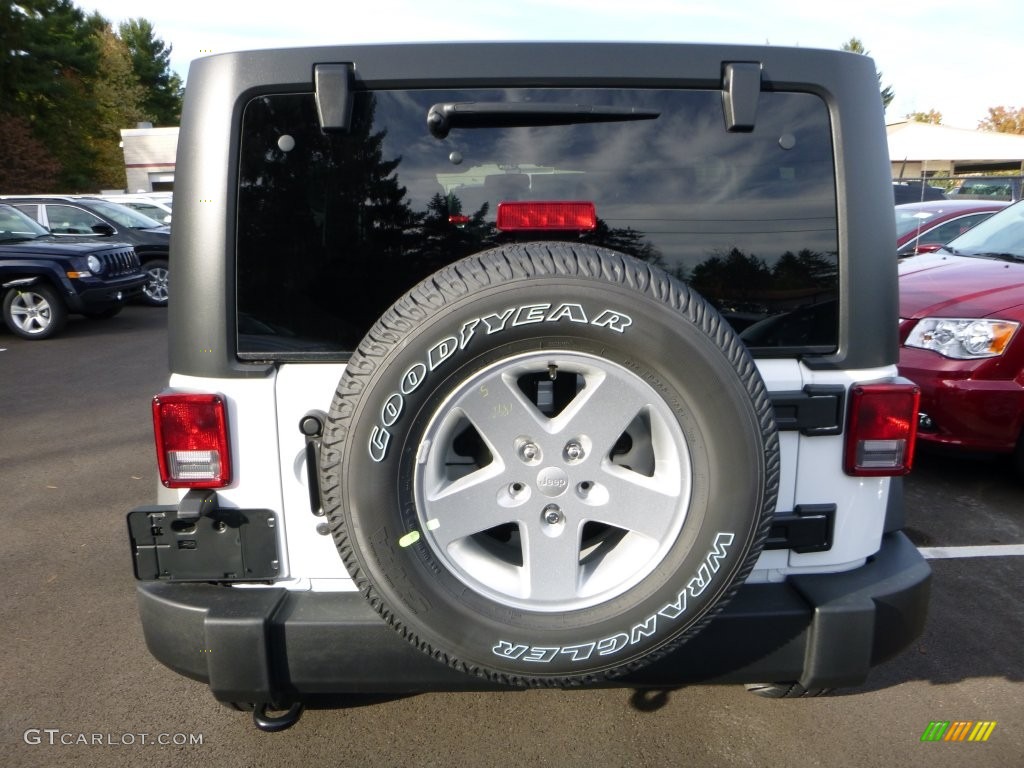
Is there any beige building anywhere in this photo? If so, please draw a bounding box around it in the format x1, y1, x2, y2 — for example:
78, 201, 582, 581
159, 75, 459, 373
119, 125, 179, 192
888, 120, 1024, 178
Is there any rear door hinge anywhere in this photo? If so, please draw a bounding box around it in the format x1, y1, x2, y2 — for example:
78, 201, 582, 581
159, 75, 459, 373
314, 63, 355, 132
721, 61, 762, 132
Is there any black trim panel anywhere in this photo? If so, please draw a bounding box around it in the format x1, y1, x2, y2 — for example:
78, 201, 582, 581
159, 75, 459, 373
765, 504, 836, 553
135, 532, 929, 702
170, 42, 898, 378
770, 385, 846, 435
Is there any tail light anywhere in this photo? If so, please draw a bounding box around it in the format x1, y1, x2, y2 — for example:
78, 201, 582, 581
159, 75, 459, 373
496, 201, 597, 231
844, 382, 920, 476
152, 393, 231, 488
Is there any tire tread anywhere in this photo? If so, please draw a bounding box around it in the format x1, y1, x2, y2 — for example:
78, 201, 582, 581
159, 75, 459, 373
321, 243, 780, 686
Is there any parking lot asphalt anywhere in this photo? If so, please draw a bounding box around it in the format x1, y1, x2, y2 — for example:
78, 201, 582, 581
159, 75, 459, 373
0, 307, 1021, 768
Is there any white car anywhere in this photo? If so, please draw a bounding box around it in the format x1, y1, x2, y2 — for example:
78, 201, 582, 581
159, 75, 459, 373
97, 194, 172, 224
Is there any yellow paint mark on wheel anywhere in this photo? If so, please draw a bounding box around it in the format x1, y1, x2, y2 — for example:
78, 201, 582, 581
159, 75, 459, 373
399, 531, 421, 548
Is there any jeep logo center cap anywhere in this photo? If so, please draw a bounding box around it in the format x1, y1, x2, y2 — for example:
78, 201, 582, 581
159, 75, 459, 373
536, 467, 569, 498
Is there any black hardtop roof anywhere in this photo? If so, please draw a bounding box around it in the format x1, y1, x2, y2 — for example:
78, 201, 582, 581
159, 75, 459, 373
170, 39, 898, 377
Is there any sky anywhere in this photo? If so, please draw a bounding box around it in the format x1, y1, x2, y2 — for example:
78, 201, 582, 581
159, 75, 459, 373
75, 0, 1021, 130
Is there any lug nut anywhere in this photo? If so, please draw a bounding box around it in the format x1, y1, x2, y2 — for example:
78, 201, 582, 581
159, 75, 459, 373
564, 441, 585, 462
519, 441, 540, 462
543, 505, 563, 525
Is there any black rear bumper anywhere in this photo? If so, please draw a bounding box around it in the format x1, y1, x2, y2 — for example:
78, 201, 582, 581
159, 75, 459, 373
136, 531, 930, 704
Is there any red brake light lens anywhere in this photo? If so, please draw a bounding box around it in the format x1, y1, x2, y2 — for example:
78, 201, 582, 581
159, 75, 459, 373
844, 383, 920, 476
152, 393, 231, 488
496, 201, 597, 232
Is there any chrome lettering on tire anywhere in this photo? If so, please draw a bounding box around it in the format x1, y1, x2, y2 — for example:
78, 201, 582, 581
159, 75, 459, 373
491, 532, 735, 663
368, 304, 633, 462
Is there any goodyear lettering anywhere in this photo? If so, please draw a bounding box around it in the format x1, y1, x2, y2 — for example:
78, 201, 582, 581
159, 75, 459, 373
493, 533, 734, 665
546, 303, 587, 324
428, 336, 459, 370
368, 303, 633, 462
368, 426, 390, 463
459, 319, 480, 350
381, 394, 403, 427
591, 309, 632, 333
401, 363, 427, 394
513, 303, 550, 326
481, 308, 516, 334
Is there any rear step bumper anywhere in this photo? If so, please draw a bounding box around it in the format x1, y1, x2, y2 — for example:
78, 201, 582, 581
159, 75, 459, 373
136, 531, 930, 704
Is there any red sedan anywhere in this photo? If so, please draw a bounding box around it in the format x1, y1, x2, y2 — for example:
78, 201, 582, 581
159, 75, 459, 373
896, 199, 1008, 256
898, 202, 1024, 475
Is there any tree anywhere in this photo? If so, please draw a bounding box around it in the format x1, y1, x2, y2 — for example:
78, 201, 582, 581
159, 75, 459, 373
0, 3, 178, 191
0, 1, 101, 186
907, 110, 943, 125
690, 248, 771, 306
118, 18, 183, 125
978, 106, 1024, 135
90, 24, 152, 188
0, 1, 96, 120
841, 38, 894, 111
0, 114, 62, 192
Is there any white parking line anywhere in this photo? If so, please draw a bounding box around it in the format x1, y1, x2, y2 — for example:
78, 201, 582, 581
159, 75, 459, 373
918, 544, 1024, 559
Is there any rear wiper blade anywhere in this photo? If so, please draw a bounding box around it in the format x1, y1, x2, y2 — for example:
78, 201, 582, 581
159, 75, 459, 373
427, 102, 659, 139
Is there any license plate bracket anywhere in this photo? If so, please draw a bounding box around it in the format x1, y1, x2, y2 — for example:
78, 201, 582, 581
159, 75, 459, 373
128, 507, 280, 581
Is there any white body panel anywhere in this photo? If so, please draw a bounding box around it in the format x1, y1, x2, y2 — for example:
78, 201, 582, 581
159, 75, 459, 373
164, 359, 899, 591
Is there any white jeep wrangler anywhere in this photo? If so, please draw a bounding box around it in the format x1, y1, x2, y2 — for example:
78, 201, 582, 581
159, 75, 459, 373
128, 42, 930, 730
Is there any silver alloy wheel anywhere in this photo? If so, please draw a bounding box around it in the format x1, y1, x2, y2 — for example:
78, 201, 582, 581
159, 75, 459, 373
414, 351, 692, 612
143, 265, 169, 303
8, 290, 54, 335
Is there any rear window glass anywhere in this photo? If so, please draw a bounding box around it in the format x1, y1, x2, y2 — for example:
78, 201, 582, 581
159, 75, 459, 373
237, 88, 838, 358
954, 181, 1014, 200
895, 209, 940, 239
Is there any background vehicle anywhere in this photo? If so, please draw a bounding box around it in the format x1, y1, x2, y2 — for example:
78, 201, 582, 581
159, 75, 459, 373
1, 195, 170, 306
895, 199, 1008, 256
0, 203, 145, 339
948, 176, 1023, 202
899, 201, 1024, 477
98, 193, 173, 225
893, 181, 947, 204
127, 42, 929, 730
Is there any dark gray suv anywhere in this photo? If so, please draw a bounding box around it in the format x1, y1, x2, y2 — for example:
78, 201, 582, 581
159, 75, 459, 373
3, 195, 171, 306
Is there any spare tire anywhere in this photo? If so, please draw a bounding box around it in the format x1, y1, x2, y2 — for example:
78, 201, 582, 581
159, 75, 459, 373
320, 243, 779, 685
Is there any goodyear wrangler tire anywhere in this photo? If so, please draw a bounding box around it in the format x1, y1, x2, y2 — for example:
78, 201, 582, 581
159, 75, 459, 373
320, 243, 779, 685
